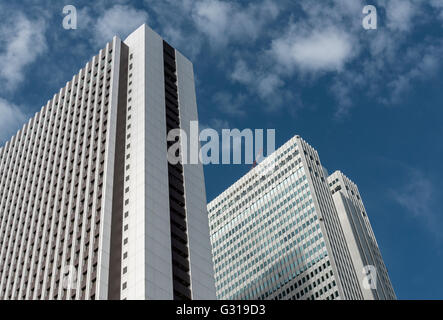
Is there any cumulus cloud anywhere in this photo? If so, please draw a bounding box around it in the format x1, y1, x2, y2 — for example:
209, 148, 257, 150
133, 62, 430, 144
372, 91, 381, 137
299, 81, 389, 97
143, 0, 202, 58
93, 5, 149, 45
192, 0, 232, 47
226, 0, 363, 114
230, 59, 291, 110
192, 0, 280, 48
0, 98, 27, 144
266, 0, 443, 116
330, 80, 354, 119
391, 168, 442, 240
0, 14, 47, 91
231, 59, 255, 85
387, 47, 441, 104
146, 0, 280, 53
213, 92, 247, 117
271, 27, 355, 74
382, 0, 418, 32
256, 74, 285, 99
430, 0, 443, 19
1, 0, 440, 126
162, 25, 204, 59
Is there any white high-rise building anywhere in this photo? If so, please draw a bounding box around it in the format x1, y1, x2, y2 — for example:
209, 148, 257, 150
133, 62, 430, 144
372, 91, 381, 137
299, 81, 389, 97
0, 24, 215, 300
327, 171, 396, 300
208, 135, 395, 300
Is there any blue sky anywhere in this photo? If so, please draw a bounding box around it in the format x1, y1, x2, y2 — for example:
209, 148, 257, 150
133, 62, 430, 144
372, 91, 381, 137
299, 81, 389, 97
0, 0, 442, 299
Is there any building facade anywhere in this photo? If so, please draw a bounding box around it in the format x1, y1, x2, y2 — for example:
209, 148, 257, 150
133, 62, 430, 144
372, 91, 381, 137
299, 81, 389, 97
328, 171, 396, 300
0, 24, 215, 300
208, 135, 395, 300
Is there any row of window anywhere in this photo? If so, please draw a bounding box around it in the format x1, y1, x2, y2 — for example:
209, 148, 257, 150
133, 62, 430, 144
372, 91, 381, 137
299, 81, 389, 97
120, 51, 135, 296
0, 41, 115, 300
209, 141, 298, 217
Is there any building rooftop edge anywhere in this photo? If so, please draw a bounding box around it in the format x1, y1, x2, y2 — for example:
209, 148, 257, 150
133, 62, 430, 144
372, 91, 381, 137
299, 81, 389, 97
207, 134, 304, 207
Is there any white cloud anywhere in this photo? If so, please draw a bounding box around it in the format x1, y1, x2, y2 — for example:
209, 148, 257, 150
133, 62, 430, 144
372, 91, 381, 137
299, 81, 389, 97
393, 173, 432, 216
330, 80, 353, 119
0, 98, 27, 144
385, 43, 442, 104
271, 27, 355, 73
256, 74, 285, 99
162, 25, 203, 59
0, 14, 47, 91
144, 0, 280, 57
192, 0, 231, 46
230, 59, 293, 111
392, 169, 442, 240
62, 0, 443, 119
430, 0, 443, 7
263, 0, 443, 116
142, 0, 203, 58
382, 0, 418, 32
192, 0, 280, 48
231, 60, 255, 85
93, 5, 149, 45
213, 92, 246, 117
430, 0, 443, 19
227, 1, 362, 114
231, 59, 283, 97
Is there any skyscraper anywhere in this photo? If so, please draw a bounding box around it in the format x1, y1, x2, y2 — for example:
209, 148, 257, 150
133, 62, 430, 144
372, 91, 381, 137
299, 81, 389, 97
0, 24, 215, 300
207, 135, 395, 300
327, 171, 396, 300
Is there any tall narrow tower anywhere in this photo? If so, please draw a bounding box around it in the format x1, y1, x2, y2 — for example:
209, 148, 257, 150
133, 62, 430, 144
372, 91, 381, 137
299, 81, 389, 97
0, 24, 215, 300
327, 171, 396, 300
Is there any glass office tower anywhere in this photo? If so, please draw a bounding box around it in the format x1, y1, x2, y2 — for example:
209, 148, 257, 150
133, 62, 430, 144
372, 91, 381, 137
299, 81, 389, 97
208, 135, 395, 300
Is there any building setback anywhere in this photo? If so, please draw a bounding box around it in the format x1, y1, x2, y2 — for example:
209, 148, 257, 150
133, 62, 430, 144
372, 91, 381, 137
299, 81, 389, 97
208, 135, 395, 300
0, 24, 215, 300
328, 171, 396, 300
